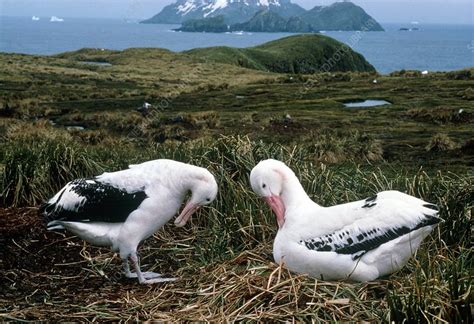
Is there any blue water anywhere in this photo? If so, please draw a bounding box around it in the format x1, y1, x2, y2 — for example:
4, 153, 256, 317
1, 16, 473, 74
344, 100, 392, 108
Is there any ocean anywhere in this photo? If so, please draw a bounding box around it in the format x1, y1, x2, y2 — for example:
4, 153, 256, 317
0, 16, 473, 74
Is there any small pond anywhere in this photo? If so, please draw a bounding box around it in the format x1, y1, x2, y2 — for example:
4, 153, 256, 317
66, 126, 85, 131
79, 61, 112, 66
343, 100, 391, 108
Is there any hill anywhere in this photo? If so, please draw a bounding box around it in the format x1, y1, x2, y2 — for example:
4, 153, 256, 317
185, 34, 376, 73
301, 2, 384, 31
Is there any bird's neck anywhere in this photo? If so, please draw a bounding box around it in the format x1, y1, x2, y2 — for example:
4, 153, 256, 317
173, 167, 202, 197
174, 174, 193, 196
281, 176, 315, 209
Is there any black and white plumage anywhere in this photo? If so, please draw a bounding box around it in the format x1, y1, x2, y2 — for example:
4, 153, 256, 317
136, 102, 152, 115
250, 159, 442, 282
40, 159, 218, 284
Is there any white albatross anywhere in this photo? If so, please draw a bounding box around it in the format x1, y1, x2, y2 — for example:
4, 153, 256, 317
250, 159, 441, 282
40, 159, 218, 284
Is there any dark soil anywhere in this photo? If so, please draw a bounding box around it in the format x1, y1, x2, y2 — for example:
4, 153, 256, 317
0, 207, 170, 320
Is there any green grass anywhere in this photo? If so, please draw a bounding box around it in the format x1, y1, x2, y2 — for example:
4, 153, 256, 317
0, 48, 473, 321
2, 50, 471, 169
186, 34, 376, 73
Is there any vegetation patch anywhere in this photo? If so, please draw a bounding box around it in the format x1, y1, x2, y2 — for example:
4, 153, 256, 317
186, 34, 376, 73
0, 136, 472, 321
402, 107, 473, 124
425, 133, 458, 152
0, 49, 472, 322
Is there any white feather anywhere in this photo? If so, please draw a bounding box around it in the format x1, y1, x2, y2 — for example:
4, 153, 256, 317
48, 184, 86, 211
44, 159, 217, 256
277, 193, 439, 281
250, 160, 441, 282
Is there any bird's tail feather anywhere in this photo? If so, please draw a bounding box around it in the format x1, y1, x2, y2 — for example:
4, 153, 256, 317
422, 203, 442, 220
47, 221, 65, 231
39, 201, 60, 225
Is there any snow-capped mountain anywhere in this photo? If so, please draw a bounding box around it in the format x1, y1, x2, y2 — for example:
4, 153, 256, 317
142, 0, 306, 25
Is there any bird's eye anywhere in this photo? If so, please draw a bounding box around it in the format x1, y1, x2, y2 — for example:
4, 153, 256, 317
206, 198, 211, 202
262, 184, 266, 188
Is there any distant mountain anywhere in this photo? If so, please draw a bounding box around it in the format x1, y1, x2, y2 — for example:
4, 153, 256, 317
301, 2, 384, 31
178, 15, 229, 32
231, 10, 313, 33
185, 34, 376, 73
176, 10, 314, 33
145, 0, 383, 33
141, 0, 306, 25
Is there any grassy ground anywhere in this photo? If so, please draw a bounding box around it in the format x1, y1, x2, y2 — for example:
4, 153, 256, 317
0, 50, 473, 321
1, 49, 472, 169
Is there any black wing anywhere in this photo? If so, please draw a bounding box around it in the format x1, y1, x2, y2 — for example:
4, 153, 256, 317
299, 214, 440, 260
40, 178, 148, 223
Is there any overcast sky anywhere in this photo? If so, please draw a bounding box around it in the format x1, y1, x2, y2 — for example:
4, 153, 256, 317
0, 0, 472, 24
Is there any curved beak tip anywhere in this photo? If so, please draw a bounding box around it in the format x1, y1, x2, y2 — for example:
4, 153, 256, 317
264, 195, 286, 228
174, 220, 186, 227
175, 202, 199, 227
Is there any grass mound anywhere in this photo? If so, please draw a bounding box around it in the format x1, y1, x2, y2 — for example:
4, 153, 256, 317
425, 133, 458, 152
305, 131, 383, 163
1, 139, 101, 206
402, 107, 473, 124
186, 34, 376, 73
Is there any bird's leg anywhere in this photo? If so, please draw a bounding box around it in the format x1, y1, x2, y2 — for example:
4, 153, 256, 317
123, 258, 133, 277
123, 256, 162, 279
129, 254, 176, 284
123, 258, 138, 278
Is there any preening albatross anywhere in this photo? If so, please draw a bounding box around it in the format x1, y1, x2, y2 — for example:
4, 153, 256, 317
40, 159, 218, 284
250, 159, 441, 282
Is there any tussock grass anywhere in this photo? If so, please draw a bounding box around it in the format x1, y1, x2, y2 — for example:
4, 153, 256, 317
1, 135, 472, 321
1, 51, 472, 172
1, 139, 101, 206
304, 131, 383, 164
402, 107, 473, 125
426, 133, 458, 152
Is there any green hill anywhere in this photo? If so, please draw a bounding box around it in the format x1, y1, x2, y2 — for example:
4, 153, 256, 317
53, 35, 376, 74
186, 34, 376, 73
301, 2, 384, 31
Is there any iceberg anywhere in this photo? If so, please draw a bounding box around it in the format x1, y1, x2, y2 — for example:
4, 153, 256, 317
50, 16, 64, 22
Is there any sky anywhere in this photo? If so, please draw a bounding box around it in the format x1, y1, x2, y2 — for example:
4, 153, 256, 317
0, 0, 472, 24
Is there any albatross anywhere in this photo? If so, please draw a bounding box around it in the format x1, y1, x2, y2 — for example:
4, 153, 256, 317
250, 159, 441, 282
40, 159, 218, 284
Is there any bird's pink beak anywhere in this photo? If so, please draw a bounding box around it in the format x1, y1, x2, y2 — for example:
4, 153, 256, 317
264, 195, 286, 228
175, 201, 199, 227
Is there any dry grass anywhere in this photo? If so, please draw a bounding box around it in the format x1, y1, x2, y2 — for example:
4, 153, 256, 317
1, 207, 471, 322
426, 133, 458, 152
0, 136, 472, 322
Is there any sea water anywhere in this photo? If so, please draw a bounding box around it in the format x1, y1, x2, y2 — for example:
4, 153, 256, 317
0, 16, 472, 74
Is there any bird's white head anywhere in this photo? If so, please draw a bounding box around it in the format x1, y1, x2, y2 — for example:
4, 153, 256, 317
174, 168, 218, 227
250, 159, 295, 228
